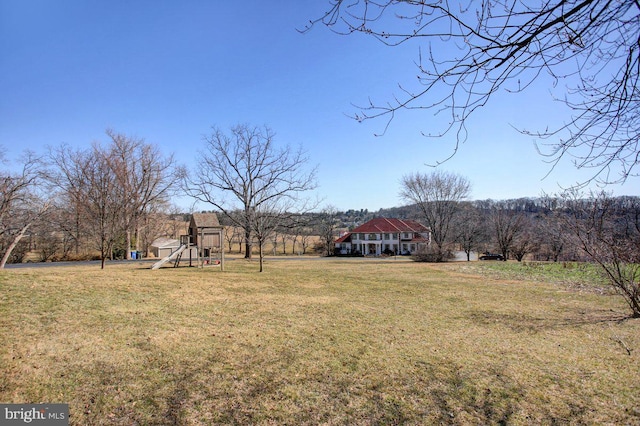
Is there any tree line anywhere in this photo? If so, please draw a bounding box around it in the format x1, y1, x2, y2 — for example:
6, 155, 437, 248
0, 130, 179, 269
0, 124, 319, 271
2, 134, 637, 273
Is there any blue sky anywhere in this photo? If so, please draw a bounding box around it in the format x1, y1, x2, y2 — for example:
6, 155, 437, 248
1, 1, 637, 211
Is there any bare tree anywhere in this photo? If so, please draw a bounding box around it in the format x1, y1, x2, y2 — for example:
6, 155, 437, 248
83, 145, 123, 268
308, 1, 640, 184
315, 206, 340, 257
250, 199, 298, 272
49, 132, 176, 266
290, 228, 301, 255
454, 202, 484, 261
182, 124, 318, 259
510, 216, 538, 262
400, 170, 470, 261
0, 151, 51, 268
105, 130, 177, 259
561, 190, 640, 318
224, 225, 239, 253
44, 196, 89, 260
280, 233, 289, 255
536, 196, 567, 261
300, 231, 314, 255
49, 143, 123, 268
491, 202, 526, 261
291, 218, 315, 255
271, 229, 279, 256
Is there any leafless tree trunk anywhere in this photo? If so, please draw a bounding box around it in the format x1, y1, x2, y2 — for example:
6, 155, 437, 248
491, 202, 526, 261
182, 124, 317, 261
87, 146, 122, 269
510, 218, 538, 262
454, 202, 484, 261
291, 233, 299, 255
0, 151, 50, 268
300, 233, 313, 255
252, 205, 281, 272
1, 201, 51, 267
315, 206, 340, 257
537, 197, 567, 262
223, 225, 239, 253
271, 231, 278, 256
1, 223, 31, 268
290, 217, 314, 255
400, 171, 470, 262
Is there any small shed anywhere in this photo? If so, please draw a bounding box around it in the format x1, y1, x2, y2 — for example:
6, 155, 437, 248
150, 237, 180, 258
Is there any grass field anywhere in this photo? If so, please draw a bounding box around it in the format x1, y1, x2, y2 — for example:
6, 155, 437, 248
1, 258, 638, 425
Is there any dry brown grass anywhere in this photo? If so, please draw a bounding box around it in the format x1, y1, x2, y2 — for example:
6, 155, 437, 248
1, 258, 638, 425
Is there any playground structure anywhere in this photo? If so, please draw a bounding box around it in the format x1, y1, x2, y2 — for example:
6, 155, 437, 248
151, 213, 224, 270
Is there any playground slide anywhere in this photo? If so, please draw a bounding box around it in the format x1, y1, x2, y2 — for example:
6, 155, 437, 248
150, 244, 187, 270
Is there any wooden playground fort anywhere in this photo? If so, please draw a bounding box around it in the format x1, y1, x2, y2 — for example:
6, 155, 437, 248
151, 213, 224, 270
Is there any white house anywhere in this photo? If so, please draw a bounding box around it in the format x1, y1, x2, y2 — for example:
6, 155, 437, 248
335, 217, 431, 256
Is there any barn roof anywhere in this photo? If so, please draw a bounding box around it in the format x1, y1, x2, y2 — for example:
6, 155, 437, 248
190, 213, 221, 229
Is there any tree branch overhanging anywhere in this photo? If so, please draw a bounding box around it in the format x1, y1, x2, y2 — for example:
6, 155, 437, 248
306, 0, 640, 185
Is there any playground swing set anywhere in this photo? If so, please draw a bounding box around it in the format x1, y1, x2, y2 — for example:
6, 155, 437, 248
151, 213, 224, 270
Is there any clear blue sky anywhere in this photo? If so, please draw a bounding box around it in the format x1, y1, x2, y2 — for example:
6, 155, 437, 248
1, 1, 637, 211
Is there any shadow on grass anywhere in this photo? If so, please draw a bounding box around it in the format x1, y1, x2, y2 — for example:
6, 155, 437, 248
414, 359, 525, 425
468, 309, 630, 334
69, 344, 539, 425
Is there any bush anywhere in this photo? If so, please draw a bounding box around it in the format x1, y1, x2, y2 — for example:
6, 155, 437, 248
411, 247, 454, 263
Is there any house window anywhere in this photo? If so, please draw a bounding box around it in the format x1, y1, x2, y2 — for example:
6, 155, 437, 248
392, 233, 398, 239
368, 233, 377, 240
384, 233, 390, 240
403, 232, 411, 239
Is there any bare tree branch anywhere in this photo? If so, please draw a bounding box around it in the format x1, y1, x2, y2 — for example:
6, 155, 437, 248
400, 170, 470, 261
182, 124, 318, 261
307, 0, 640, 184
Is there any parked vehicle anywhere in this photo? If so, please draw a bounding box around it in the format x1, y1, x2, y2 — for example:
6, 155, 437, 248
479, 253, 504, 261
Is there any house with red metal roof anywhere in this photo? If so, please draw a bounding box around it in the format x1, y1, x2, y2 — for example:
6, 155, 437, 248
335, 217, 431, 256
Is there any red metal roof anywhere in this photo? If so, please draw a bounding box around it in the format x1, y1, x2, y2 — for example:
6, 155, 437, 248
350, 218, 429, 234
334, 233, 352, 243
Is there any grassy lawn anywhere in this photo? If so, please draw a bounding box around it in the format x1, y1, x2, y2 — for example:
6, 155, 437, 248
1, 258, 638, 425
